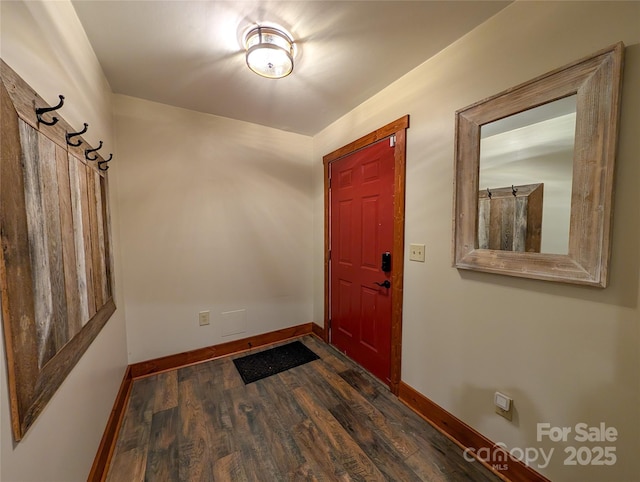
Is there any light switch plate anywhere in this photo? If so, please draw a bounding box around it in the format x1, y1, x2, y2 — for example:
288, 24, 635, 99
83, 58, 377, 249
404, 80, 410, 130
409, 244, 425, 262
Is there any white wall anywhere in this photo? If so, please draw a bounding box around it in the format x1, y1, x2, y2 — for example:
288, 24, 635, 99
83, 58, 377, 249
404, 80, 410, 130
312, 2, 639, 481
114, 95, 314, 363
0, 2, 128, 481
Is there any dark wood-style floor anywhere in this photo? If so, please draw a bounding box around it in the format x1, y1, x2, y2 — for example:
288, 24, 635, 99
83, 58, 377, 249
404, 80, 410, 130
106, 336, 502, 481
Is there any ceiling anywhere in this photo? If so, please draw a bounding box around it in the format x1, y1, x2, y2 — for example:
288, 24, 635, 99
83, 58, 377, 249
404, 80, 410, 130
72, 1, 511, 136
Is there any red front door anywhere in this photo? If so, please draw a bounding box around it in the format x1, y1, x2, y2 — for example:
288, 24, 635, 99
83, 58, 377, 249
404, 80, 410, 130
329, 139, 395, 384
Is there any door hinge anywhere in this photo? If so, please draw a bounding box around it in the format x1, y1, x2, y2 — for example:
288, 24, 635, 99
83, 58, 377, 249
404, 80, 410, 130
328, 249, 332, 260
390, 134, 396, 147
328, 176, 332, 189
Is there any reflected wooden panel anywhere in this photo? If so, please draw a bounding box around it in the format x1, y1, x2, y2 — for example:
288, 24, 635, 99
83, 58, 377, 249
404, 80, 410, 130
478, 183, 543, 252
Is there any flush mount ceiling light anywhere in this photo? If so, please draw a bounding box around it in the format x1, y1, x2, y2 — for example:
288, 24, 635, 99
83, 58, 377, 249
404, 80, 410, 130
244, 25, 294, 79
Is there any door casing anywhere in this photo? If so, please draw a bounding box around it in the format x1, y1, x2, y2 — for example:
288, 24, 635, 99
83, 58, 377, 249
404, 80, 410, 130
323, 115, 409, 395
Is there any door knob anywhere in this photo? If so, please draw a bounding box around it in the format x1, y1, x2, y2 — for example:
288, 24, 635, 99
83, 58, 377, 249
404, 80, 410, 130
374, 280, 391, 289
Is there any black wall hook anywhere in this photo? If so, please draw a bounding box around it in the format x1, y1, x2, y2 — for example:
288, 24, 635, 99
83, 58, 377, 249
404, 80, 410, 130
36, 94, 65, 126
487, 188, 492, 199
512, 185, 518, 197
66, 123, 88, 147
98, 154, 112, 171
85, 141, 103, 161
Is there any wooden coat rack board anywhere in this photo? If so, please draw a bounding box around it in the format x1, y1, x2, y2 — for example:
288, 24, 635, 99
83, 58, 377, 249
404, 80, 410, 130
0, 60, 115, 442
478, 183, 543, 253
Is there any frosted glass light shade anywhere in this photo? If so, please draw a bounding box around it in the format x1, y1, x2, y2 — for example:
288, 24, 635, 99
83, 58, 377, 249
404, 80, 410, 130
245, 26, 294, 79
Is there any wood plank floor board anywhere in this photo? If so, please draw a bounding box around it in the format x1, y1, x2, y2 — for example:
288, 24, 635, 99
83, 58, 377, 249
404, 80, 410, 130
212, 452, 250, 482
245, 383, 308, 479
222, 384, 284, 481
330, 359, 502, 482
115, 376, 157, 453
291, 417, 351, 481
336, 369, 476, 480
177, 366, 214, 482
255, 374, 307, 428
106, 376, 157, 482
153, 369, 178, 413
106, 447, 148, 482
251, 382, 308, 473
296, 362, 423, 481
293, 386, 386, 481
301, 336, 351, 374
311, 361, 420, 459
330, 399, 422, 482
106, 336, 502, 482
338, 367, 457, 455
221, 358, 246, 391
144, 407, 179, 482
196, 363, 237, 461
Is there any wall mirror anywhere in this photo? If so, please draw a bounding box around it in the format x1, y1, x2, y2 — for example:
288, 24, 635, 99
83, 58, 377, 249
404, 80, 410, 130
453, 43, 624, 287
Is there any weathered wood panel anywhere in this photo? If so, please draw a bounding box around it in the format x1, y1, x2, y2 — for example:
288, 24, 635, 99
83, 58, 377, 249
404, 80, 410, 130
87, 169, 104, 310
77, 160, 97, 319
68, 154, 90, 323
478, 184, 543, 253
1, 59, 116, 441
513, 196, 528, 252
19, 121, 56, 368
487, 197, 503, 250
100, 175, 113, 299
526, 183, 544, 252
95, 170, 109, 303
478, 197, 490, 249
0, 79, 39, 438
55, 144, 82, 337
38, 133, 69, 357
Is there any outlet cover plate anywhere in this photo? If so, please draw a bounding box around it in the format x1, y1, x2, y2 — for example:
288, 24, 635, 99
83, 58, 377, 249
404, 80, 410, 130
409, 243, 425, 262
495, 406, 513, 421
494, 391, 513, 421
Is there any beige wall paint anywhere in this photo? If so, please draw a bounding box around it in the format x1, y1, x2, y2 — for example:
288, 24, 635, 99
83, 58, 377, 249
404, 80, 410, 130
114, 95, 314, 363
0, 1, 128, 481
313, 2, 639, 481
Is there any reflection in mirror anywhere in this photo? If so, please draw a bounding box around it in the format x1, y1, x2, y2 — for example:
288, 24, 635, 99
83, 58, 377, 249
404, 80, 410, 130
479, 95, 576, 254
478, 183, 543, 252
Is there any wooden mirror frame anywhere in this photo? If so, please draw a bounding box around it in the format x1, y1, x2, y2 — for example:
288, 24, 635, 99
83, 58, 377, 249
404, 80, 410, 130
453, 43, 624, 287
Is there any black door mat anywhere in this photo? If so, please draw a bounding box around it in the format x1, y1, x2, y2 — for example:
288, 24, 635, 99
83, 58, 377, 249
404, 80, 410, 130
233, 340, 320, 384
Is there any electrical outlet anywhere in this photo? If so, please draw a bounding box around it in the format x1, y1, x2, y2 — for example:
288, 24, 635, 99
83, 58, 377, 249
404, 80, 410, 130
495, 392, 513, 421
198, 311, 210, 326
409, 243, 425, 262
